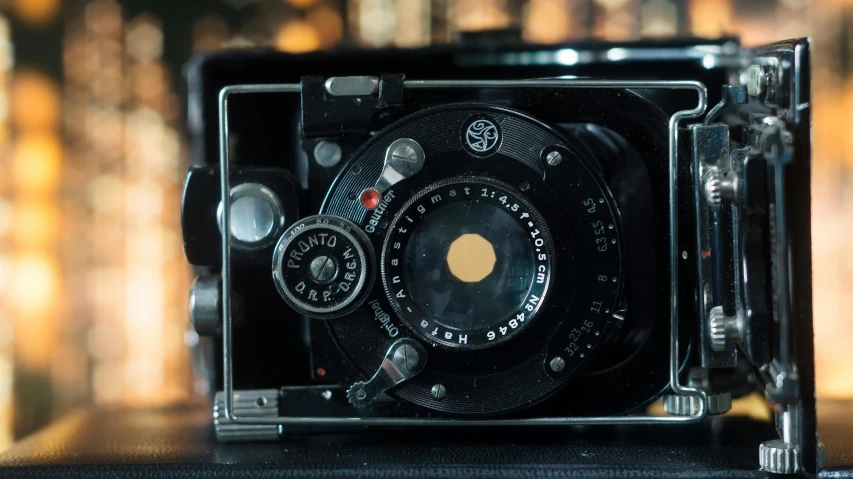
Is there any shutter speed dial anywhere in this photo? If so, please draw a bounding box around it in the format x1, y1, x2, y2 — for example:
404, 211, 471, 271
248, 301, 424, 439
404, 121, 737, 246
272, 215, 375, 319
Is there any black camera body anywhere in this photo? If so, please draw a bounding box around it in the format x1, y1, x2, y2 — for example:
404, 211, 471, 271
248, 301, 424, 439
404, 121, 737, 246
182, 37, 819, 474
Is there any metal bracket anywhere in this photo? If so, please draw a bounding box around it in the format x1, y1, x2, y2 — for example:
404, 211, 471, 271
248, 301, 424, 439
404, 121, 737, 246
213, 389, 280, 442
741, 39, 814, 474
217, 78, 709, 429
691, 123, 738, 368
301, 74, 404, 138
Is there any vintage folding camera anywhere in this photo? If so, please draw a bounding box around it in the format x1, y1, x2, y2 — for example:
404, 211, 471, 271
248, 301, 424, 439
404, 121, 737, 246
182, 37, 819, 474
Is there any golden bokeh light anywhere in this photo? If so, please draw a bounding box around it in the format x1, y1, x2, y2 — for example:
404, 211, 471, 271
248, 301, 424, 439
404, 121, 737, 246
10, 253, 58, 318
12, 0, 60, 26
524, 0, 572, 44
126, 17, 164, 62
11, 133, 62, 195
307, 5, 344, 49
354, 0, 397, 47
595, 9, 638, 41
595, 0, 631, 9
689, 0, 732, 38
85, 0, 122, 37
284, 0, 319, 8
88, 174, 125, 215
452, 0, 512, 32
393, 0, 431, 47
0, 255, 9, 294
130, 63, 167, 106
192, 15, 229, 52
12, 201, 59, 248
641, 0, 677, 37
275, 21, 321, 53
0, 200, 12, 238
11, 71, 60, 131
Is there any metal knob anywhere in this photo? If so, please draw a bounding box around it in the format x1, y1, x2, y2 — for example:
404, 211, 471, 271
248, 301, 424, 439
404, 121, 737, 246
702, 167, 738, 208
217, 183, 286, 249
189, 275, 221, 336
663, 391, 732, 416
708, 305, 742, 352
759, 439, 798, 474
271, 215, 375, 320
758, 440, 825, 475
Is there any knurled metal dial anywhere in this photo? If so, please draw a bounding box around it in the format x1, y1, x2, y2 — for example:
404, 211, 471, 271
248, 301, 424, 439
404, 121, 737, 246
708, 306, 729, 352
272, 215, 375, 319
708, 305, 741, 352
702, 166, 738, 208
758, 440, 826, 474
759, 439, 799, 474
663, 391, 732, 416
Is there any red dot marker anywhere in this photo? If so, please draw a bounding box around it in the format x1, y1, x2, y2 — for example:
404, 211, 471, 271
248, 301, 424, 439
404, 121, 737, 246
360, 188, 381, 209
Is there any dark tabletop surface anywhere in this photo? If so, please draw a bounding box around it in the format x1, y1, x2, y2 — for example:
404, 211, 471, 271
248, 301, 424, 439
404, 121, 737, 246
0, 400, 849, 478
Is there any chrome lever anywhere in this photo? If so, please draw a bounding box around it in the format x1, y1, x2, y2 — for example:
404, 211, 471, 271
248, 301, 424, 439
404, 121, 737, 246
347, 338, 427, 407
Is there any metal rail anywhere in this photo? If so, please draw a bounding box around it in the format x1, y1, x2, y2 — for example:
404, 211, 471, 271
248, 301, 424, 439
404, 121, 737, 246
218, 78, 709, 427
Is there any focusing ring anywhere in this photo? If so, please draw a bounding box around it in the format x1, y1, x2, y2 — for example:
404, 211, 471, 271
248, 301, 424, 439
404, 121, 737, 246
381, 176, 554, 350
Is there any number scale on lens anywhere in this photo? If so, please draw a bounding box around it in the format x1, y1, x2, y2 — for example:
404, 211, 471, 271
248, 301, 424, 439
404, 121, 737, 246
382, 177, 553, 349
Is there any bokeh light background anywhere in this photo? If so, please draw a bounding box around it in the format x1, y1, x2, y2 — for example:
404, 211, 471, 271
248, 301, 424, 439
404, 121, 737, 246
0, 0, 850, 448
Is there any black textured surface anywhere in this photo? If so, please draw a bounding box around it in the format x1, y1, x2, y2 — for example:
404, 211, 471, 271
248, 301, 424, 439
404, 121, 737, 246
0, 401, 850, 478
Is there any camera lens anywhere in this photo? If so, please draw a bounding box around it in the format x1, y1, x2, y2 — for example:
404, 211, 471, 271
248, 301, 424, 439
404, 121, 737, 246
383, 177, 553, 349
320, 104, 631, 415
402, 200, 535, 331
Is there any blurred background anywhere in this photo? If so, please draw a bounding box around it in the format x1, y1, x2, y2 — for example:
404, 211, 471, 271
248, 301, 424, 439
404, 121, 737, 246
0, 0, 850, 449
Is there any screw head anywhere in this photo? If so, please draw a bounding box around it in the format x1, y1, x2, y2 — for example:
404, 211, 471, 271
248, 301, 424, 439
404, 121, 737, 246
308, 255, 337, 283
355, 389, 367, 400
549, 356, 566, 372
384, 138, 425, 178
314, 140, 342, 168
431, 383, 446, 399
546, 150, 563, 166
393, 344, 420, 371
391, 144, 418, 163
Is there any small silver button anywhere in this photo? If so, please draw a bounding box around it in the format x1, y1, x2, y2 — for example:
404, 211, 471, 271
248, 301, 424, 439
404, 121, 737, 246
217, 183, 285, 249
308, 255, 337, 283
230, 195, 275, 243
313, 141, 343, 168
